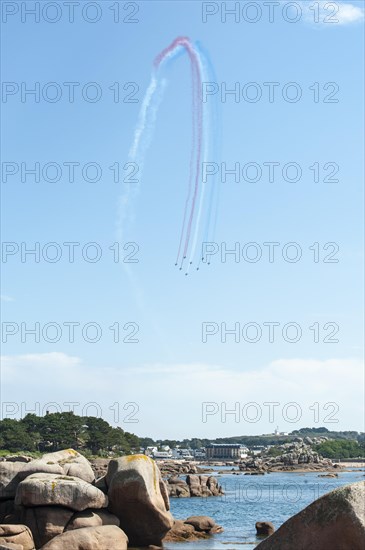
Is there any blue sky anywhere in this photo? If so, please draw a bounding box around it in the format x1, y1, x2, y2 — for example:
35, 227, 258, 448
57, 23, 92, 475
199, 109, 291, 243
1, 1, 364, 439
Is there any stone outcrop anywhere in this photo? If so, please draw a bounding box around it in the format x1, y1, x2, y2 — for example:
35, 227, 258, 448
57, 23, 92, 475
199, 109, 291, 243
185, 516, 220, 531
15, 473, 108, 511
164, 516, 223, 542
167, 474, 224, 497
1, 450, 225, 549
166, 477, 191, 498
106, 454, 173, 547
89, 458, 212, 485
40, 450, 95, 484
256, 481, 365, 550
0, 450, 94, 502
158, 461, 201, 478
89, 458, 202, 481
239, 440, 335, 473
39, 525, 128, 549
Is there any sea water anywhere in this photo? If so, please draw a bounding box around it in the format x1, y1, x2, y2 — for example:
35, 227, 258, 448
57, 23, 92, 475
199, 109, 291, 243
165, 468, 364, 550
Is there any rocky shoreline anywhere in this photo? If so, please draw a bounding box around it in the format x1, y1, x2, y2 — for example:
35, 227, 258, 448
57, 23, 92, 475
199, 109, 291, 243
89, 443, 342, 482
0, 450, 223, 549
1, 449, 363, 549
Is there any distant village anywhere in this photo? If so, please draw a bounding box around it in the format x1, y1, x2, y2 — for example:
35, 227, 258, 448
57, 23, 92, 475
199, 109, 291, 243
142, 428, 290, 461
143, 443, 249, 461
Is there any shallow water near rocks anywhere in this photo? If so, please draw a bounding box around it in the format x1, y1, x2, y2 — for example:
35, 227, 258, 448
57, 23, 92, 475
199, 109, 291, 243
165, 468, 364, 550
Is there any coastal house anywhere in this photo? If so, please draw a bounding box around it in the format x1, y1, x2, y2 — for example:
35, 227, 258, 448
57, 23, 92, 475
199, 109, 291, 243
206, 443, 246, 459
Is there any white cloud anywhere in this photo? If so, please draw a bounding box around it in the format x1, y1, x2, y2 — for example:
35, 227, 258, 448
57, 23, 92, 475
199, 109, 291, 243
1, 352, 82, 383
1, 354, 363, 438
336, 2, 365, 24
298, 1, 364, 26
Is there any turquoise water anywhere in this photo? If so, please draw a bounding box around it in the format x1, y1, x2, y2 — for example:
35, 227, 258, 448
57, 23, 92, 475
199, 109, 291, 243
165, 468, 364, 549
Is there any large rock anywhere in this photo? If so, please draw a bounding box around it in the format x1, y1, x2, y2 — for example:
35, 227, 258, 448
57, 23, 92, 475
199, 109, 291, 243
39, 525, 128, 549
163, 520, 196, 542
256, 481, 365, 550
18, 460, 64, 481
256, 521, 275, 536
198, 475, 213, 497
0, 459, 66, 500
65, 510, 120, 530
0, 463, 25, 500
186, 474, 202, 497
207, 475, 222, 495
0, 525, 35, 550
0, 543, 24, 549
40, 450, 95, 483
19, 505, 74, 547
185, 516, 217, 532
167, 477, 190, 498
107, 455, 173, 546
15, 473, 107, 511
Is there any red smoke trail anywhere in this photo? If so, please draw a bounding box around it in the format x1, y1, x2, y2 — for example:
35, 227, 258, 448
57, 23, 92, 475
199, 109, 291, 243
154, 37, 203, 268
173, 53, 197, 266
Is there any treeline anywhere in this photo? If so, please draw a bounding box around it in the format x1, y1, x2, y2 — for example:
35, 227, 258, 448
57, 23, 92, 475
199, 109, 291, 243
1, 416, 364, 458
0, 413, 139, 456
314, 439, 365, 459
141, 428, 364, 450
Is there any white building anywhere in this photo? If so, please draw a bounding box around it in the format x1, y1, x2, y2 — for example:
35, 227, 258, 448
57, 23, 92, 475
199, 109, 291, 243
240, 447, 249, 459
172, 448, 194, 460
145, 446, 158, 456
153, 450, 172, 459
194, 448, 206, 459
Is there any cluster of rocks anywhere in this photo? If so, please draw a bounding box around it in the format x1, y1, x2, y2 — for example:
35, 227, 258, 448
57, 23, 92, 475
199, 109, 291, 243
157, 461, 202, 478
300, 436, 329, 445
167, 474, 224, 498
0, 450, 128, 549
239, 458, 268, 474
0, 450, 223, 549
269, 439, 334, 470
164, 515, 223, 542
239, 439, 336, 473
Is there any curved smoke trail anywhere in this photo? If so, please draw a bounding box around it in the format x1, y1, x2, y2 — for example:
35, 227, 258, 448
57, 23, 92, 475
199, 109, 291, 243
125, 36, 218, 274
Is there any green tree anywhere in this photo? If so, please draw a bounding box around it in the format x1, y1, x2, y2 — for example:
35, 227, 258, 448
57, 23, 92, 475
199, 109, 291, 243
0, 419, 35, 452
83, 417, 112, 454
315, 439, 363, 459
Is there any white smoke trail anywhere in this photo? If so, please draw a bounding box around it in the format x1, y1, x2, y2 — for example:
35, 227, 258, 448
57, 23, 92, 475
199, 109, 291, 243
186, 53, 210, 273
117, 74, 167, 241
